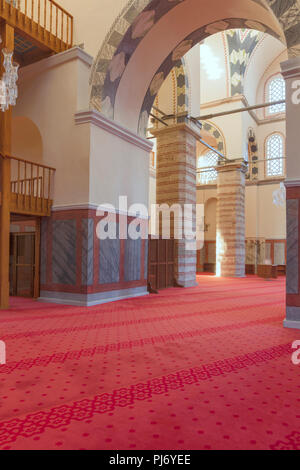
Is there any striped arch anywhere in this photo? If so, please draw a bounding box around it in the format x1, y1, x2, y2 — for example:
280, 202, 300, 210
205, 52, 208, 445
201, 121, 226, 155
225, 29, 263, 96
174, 57, 190, 119
89, 0, 300, 134
90, 0, 150, 112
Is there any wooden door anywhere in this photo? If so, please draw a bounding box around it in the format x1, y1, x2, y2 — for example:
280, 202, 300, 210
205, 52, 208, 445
148, 237, 175, 291
10, 233, 36, 298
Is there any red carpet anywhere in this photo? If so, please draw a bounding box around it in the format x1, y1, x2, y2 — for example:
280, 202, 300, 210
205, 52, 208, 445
0, 275, 299, 450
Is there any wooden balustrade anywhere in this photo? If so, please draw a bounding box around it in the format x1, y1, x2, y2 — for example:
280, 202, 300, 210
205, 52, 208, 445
0, 0, 73, 51
1, 154, 56, 216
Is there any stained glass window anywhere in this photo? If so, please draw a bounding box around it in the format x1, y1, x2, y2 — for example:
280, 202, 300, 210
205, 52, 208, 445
197, 150, 218, 184
268, 77, 286, 114
266, 134, 284, 177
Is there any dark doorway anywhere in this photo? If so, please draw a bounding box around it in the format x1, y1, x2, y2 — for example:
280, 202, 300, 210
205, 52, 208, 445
9, 215, 41, 298
148, 237, 175, 291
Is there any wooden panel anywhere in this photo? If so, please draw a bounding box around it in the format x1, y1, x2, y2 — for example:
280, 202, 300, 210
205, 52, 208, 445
148, 237, 175, 291
9, 192, 53, 216
257, 265, 278, 279
245, 264, 255, 275
204, 263, 216, 273
10, 232, 36, 297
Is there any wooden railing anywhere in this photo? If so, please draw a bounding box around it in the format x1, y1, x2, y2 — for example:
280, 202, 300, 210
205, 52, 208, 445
11, 175, 43, 195
4, 154, 56, 215
1, 0, 73, 49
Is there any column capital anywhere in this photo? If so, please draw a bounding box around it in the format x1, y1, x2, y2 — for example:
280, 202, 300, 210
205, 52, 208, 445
216, 158, 248, 174
149, 121, 202, 141
281, 56, 300, 80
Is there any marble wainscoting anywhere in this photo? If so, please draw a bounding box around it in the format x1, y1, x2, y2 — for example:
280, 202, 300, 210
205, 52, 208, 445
39, 208, 148, 306
284, 187, 300, 330
52, 219, 77, 286
99, 230, 121, 285
82, 218, 94, 287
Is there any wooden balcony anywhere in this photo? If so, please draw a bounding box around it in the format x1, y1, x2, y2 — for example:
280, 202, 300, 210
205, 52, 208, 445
0, 154, 55, 216
0, 0, 73, 65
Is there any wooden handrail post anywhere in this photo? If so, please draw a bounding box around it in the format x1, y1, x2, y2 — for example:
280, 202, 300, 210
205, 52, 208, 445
0, 22, 14, 310
43, 0, 46, 36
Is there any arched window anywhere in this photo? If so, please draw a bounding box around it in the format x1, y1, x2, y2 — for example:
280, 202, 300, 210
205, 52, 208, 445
265, 134, 284, 177
268, 76, 286, 114
197, 150, 218, 184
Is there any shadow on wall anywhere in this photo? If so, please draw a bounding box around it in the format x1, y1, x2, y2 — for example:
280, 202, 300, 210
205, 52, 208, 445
205, 197, 217, 242
12, 116, 43, 164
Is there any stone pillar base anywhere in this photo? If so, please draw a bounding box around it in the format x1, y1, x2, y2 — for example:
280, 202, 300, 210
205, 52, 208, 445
216, 159, 247, 278
284, 317, 300, 330
39, 207, 148, 307
39, 286, 148, 307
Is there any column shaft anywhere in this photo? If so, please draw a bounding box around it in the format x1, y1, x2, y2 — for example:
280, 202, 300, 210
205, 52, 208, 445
282, 57, 300, 329
216, 160, 247, 278
152, 123, 201, 287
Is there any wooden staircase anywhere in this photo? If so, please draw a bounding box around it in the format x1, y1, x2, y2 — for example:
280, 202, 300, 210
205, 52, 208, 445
0, 1, 69, 308
0, 0, 73, 65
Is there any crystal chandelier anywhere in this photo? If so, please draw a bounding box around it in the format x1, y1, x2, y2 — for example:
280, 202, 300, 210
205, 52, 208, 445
0, 38, 19, 112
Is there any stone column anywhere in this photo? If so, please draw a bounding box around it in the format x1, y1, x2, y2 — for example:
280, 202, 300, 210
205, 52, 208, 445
281, 57, 300, 329
216, 159, 247, 277
151, 122, 201, 287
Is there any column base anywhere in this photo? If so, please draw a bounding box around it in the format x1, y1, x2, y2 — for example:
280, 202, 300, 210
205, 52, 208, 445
175, 279, 198, 288
283, 319, 300, 330
38, 286, 148, 307
283, 306, 300, 329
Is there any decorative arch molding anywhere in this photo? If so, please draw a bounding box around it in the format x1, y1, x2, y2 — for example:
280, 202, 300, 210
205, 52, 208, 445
201, 121, 226, 155
89, 0, 300, 135
89, 0, 151, 111
137, 18, 279, 136
174, 57, 190, 119
225, 29, 263, 96
151, 58, 189, 124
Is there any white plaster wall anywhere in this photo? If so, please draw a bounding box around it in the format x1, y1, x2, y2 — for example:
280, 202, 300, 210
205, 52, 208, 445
12, 116, 43, 164
89, 123, 150, 209
244, 35, 286, 109
55, 0, 129, 58
197, 182, 286, 241
256, 183, 286, 239
245, 185, 259, 238
200, 33, 228, 104
256, 120, 286, 179
201, 100, 244, 159
204, 197, 217, 241
13, 49, 92, 207
256, 49, 288, 120
185, 43, 201, 117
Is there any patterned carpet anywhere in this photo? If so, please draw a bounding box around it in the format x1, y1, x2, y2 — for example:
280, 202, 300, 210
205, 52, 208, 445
0, 275, 299, 450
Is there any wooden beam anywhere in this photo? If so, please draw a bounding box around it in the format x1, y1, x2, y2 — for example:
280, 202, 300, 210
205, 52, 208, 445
0, 22, 14, 310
